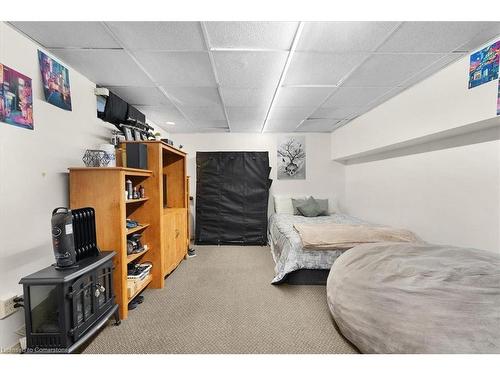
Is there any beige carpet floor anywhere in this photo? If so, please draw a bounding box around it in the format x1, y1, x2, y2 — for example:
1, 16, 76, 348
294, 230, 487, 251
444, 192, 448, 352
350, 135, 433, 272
82, 245, 357, 354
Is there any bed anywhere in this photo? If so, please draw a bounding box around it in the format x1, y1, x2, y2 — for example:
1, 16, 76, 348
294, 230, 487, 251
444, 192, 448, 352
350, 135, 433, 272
268, 212, 367, 284
326, 242, 500, 353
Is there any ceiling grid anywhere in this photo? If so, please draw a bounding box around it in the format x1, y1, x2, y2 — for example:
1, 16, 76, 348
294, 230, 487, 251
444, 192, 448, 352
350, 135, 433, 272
9, 21, 500, 133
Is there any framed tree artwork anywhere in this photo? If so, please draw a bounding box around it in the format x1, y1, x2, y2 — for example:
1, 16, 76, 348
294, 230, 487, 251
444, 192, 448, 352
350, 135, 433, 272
277, 136, 306, 180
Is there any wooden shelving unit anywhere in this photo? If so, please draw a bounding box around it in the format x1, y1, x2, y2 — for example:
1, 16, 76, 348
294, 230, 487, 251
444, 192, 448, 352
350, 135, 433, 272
128, 274, 153, 302
127, 247, 150, 263
126, 197, 150, 204
69, 166, 154, 319
119, 141, 189, 286
126, 223, 150, 235
69, 142, 188, 320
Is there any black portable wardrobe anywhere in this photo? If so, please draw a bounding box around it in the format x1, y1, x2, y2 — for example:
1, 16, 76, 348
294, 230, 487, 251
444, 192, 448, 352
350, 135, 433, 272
195, 152, 272, 245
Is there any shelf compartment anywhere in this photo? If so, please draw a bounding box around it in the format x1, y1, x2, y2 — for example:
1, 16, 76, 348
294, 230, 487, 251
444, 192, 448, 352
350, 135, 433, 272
126, 197, 149, 204
127, 247, 150, 264
126, 224, 150, 235
69, 167, 153, 177
128, 274, 153, 302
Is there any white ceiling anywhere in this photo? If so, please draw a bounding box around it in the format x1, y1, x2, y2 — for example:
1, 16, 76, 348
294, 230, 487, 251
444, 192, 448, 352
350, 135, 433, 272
10, 21, 500, 133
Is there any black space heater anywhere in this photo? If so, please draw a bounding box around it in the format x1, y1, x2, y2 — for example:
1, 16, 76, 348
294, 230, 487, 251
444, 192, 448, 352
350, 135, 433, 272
19, 207, 119, 354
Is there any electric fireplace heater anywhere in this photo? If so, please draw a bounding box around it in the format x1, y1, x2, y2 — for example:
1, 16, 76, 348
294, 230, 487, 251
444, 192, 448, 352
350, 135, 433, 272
20, 208, 119, 353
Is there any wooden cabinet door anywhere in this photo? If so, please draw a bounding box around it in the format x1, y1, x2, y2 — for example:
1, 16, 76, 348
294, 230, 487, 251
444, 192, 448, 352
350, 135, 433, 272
175, 210, 187, 262
163, 212, 176, 275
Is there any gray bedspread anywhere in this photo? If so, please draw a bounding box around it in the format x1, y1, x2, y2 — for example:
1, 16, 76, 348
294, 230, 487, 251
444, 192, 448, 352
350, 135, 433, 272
327, 242, 500, 353
268, 213, 366, 283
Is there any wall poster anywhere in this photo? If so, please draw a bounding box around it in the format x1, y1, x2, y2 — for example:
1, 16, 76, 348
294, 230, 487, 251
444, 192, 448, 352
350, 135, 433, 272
277, 136, 306, 180
468, 41, 500, 89
0, 63, 34, 130
38, 50, 72, 111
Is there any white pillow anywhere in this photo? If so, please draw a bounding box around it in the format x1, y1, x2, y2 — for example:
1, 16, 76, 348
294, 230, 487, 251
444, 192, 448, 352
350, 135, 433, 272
273, 195, 306, 214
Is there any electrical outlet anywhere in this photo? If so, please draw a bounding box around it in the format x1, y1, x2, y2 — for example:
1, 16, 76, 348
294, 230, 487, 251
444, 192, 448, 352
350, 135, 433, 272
0, 295, 21, 319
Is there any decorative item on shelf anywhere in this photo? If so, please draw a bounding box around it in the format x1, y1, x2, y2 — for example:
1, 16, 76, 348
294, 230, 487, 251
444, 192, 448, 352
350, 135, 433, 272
161, 138, 174, 146
82, 149, 110, 167
133, 187, 139, 199
110, 130, 121, 147
98, 144, 116, 167
126, 179, 133, 199
154, 132, 162, 141
139, 185, 145, 198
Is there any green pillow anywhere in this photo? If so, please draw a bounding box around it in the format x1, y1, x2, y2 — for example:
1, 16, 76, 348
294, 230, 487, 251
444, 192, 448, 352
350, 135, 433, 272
292, 197, 329, 216
296, 197, 323, 217
291, 198, 307, 215
314, 198, 329, 216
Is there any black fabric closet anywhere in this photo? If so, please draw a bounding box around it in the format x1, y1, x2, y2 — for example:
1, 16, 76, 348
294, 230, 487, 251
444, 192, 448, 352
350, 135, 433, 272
195, 151, 272, 246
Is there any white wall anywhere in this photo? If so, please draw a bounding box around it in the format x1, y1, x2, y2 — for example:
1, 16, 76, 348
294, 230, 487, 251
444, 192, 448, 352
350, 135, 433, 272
331, 36, 500, 253
173, 132, 345, 222
331, 43, 499, 160
345, 140, 500, 251
0, 23, 166, 349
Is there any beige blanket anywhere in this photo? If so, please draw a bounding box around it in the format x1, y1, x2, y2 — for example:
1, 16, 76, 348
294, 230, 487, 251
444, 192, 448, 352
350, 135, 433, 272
293, 222, 419, 250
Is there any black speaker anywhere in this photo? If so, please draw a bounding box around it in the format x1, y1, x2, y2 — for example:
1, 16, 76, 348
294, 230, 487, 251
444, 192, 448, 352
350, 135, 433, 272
126, 143, 148, 170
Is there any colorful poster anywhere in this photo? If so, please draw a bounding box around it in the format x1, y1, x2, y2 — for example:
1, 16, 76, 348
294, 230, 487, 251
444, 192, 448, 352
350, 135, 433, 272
468, 41, 500, 89
497, 79, 500, 116
0, 64, 34, 130
38, 50, 72, 111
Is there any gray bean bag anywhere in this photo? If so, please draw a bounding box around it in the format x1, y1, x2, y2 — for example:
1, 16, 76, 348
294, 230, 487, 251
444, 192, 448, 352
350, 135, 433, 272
327, 242, 500, 353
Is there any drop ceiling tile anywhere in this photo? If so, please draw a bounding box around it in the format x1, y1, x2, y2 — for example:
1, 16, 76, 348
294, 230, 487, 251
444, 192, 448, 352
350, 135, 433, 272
457, 23, 500, 51
342, 53, 446, 87
190, 120, 229, 129
186, 127, 229, 133
296, 119, 340, 132
273, 87, 334, 107
49, 49, 154, 86
181, 106, 226, 121
269, 107, 315, 121
399, 53, 465, 88
136, 105, 187, 125
321, 87, 392, 107
229, 120, 263, 131
134, 51, 216, 87
284, 52, 368, 85
378, 22, 500, 53
107, 86, 171, 106
220, 87, 275, 107
226, 107, 268, 122
297, 22, 398, 52
264, 119, 302, 132
11, 22, 120, 48
105, 22, 206, 51
167, 87, 222, 107
230, 128, 261, 133
205, 22, 299, 50
310, 107, 358, 119
213, 51, 288, 88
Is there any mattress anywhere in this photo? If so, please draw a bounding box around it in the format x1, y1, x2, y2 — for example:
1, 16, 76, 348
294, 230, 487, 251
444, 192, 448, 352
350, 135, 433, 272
268, 213, 366, 283
327, 242, 500, 353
